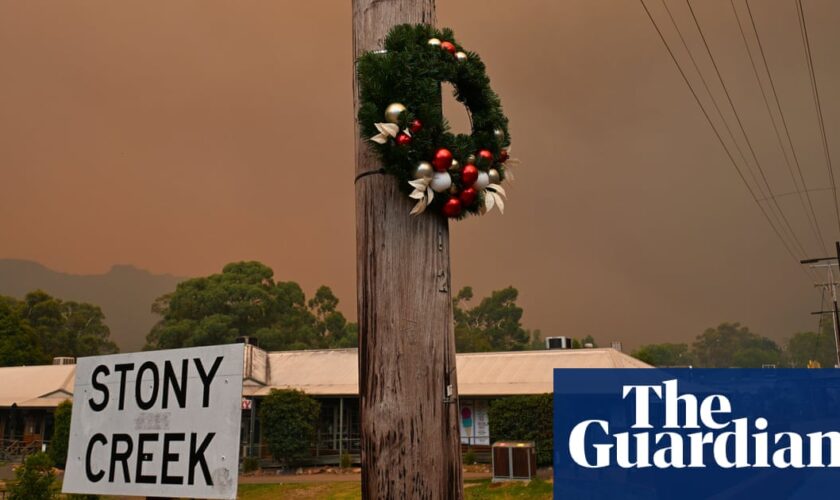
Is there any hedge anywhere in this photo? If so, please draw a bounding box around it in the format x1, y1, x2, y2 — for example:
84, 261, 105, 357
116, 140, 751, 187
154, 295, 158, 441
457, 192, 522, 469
488, 394, 553, 466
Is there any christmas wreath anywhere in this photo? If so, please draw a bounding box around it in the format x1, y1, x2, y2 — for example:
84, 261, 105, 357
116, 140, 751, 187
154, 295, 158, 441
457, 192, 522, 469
357, 24, 515, 219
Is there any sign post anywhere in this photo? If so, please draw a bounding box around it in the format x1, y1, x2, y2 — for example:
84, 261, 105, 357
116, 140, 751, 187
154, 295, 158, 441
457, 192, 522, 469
62, 344, 245, 500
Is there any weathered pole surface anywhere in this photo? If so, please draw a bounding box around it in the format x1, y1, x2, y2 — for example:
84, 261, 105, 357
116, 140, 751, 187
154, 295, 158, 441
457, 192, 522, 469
352, 1, 464, 498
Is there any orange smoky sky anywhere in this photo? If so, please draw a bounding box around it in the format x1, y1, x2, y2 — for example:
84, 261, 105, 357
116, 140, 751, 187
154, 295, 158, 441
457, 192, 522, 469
2, 0, 840, 349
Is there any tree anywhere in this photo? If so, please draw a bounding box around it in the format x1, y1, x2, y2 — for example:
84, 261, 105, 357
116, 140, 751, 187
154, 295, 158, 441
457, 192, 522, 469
8, 452, 57, 500
453, 286, 531, 352
632, 343, 692, 367
580, 334, 597, 347
48, 400, 72, 468
786, 317, 836, 368
0, 295, 44, 366
146, 261, 355, 351
259, 389, 320, 468
692, 322, 781, 368
308, 286, 358, 348
21, 291, 118, 359
0, 292, 117, 367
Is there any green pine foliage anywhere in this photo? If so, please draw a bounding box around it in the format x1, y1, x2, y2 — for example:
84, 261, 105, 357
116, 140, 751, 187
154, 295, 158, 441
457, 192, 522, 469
357, 24, 510, 217
488, 394, 553, 466
259, 389, 321, 468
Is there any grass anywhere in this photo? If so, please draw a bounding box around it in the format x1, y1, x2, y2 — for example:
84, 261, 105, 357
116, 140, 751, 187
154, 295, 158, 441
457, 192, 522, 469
236, 479, 552, 499
464, 478, 552, 499
238, 482, 362, 500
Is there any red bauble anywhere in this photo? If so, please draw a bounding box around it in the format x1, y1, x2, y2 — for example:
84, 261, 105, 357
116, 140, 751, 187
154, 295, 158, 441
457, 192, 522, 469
409, 119, 423, 133
499, 149, 509, 162
459, 187, 478, 206
432, 148, 453, 171
440, 41, 457, 54
396, 133, 412, 146
477, 149, 493, 167
442, 197, 463, 218
460, 164, 479, 186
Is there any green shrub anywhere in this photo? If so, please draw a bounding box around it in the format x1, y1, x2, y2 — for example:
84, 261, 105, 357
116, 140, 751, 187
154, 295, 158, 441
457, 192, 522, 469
340, 452, 352, 469
48, 400, 72, 469
8, 452, 57, 500
463, 449, 477, 465
488, 394, 553, 466
259, 389, 320, 468
241, 456, 260, 473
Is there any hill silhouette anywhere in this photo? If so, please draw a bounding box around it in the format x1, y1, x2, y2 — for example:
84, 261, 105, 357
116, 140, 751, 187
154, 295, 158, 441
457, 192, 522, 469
0, 259, 184, 352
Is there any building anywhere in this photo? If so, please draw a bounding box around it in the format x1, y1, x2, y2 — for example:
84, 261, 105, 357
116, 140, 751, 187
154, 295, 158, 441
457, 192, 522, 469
0, 346, 650, 464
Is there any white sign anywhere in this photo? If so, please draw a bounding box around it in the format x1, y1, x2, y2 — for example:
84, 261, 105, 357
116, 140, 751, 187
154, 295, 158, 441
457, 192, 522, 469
63, 344, 244, 499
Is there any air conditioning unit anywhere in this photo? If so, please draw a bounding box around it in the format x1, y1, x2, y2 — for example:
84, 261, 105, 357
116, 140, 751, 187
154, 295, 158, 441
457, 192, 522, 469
545, 336, 571, 350
52, 357, 76, 365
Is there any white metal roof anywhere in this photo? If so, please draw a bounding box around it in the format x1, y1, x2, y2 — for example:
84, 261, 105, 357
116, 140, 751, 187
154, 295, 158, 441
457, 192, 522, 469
0, 347, 650, 406
0, 364, 76, 407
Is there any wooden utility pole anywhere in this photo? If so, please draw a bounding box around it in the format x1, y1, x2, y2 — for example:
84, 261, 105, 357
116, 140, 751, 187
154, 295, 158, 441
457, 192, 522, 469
352, 1, 464, 498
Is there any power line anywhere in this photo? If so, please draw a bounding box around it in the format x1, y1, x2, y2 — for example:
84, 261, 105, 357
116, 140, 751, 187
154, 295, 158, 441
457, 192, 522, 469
735, 0, 828, 254
658, 0, 764, 200
639, 0, 814, 274
796, 0, 840, 235
656, 0, 811, 267
685, 0, 810, 259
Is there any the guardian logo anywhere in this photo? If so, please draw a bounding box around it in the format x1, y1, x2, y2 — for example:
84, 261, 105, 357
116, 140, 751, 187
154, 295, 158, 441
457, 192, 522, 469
568, 379, 840, 469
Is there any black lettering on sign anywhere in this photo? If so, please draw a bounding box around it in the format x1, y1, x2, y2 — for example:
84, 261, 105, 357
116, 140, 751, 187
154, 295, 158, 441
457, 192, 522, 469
188, 432, 215, 486
162, 433, 186, 485
114, 363, 135, 410
135, 361, 159, 410
135, 433, 158, 484
163, 359, 188, 409
195, 356, 223, 408
85, 433, 107, 482
109, 433, 133, 483
89, 365, 110, 412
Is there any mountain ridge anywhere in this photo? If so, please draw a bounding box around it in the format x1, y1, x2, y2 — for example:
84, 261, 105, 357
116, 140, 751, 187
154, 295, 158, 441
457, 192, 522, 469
0, 259, 185, 352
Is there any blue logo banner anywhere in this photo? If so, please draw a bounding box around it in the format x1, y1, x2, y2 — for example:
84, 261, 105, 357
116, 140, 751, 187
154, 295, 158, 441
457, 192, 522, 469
554, 369, 840, 499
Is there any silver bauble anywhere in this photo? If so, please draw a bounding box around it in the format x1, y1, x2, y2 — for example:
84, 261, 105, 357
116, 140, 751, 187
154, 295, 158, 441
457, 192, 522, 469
474, 171, 490, 190
430, 172, 452, 192
455, 51, 468, 62
384, 102, 407, 124
494, 128, 505, 142
412, 161, 434, 180
449, 159, 460, 172
488, 168, 501, 184
428, 38, 441, 47
466, 154, 477, 165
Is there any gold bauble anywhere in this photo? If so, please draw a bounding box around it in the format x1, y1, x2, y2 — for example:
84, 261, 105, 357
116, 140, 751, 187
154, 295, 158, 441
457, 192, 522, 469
466, 154, 476, 165
488, 168, 501, 184
449, 185, 460, 195
449, 159, 460, 172
413, 161, 434, 180
493, 128, 505, 142
455, 51, 468, 62
384, 102, 407, 124
428, 38, 441, 47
